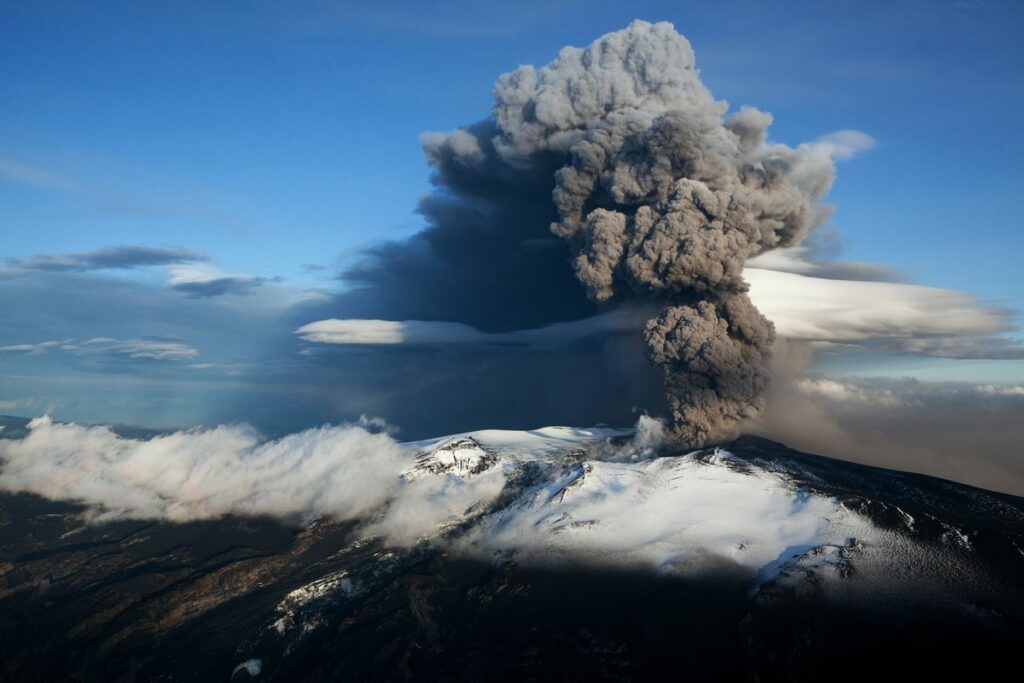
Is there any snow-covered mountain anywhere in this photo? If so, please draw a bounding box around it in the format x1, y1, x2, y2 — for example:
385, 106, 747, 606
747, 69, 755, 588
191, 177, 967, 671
0, 425, 1021, 681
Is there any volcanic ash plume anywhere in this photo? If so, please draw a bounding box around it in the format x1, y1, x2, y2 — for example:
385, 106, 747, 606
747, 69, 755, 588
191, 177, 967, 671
422, 21, 839, 446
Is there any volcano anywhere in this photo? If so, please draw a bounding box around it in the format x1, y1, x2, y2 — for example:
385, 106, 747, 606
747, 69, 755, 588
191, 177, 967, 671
1, 425, 1022, 681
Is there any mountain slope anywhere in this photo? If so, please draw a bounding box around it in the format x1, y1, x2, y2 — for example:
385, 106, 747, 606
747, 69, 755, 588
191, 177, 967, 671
0, 427, 1021, 681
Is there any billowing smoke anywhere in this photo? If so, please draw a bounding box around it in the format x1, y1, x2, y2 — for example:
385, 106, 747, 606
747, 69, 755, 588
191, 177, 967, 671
420, 21, 838, 445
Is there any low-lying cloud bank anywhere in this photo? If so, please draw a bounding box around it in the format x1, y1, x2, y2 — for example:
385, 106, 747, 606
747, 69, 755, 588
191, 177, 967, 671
0, 416, 883, 584
0, 417, 679, 559
0, 417, 645, 531
0, 416, 406, 523
4, 389, 1021, 546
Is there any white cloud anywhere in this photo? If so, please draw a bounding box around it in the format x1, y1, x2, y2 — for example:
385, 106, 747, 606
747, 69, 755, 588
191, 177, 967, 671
975, 384, 1024, 396
792, 377, 906, 408
813, 129, 877, 161
0, 337, 198, 361
0, 416, 407, 522
165, 264, 233, 286
744, 267, 1021, 358
0, 158, 80, 192
369, 460, 509, 545
296, 307, 653, 348
0, 340, 71, 355
85, 338, 199, 361
296, 319, 478, 345
164, 264, 264, 297
746, 246, 902, 282
0, 344, 41, 353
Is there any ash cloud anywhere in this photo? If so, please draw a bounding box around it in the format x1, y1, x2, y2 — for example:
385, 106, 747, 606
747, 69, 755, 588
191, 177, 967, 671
415, 21, 847, 446
754, 350, 1024, 496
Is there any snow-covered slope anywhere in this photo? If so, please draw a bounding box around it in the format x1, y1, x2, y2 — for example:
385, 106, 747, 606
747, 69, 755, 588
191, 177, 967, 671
2, 424, 1021, 681
397, 428, 863, 578
256, 424, 1022, 665
389, 426, 879, 581
387, 425, 1023, 586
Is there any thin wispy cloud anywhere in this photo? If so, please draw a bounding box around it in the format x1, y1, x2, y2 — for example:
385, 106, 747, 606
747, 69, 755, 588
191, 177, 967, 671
811, 130, 877, 161
3, 245, 274, 300
3, 246, 207, 277
164, 264, 265, 298
0, 340, 72, 354
0, 336, 198, 361
747, 246, 905, 282
0, 159, 80, 192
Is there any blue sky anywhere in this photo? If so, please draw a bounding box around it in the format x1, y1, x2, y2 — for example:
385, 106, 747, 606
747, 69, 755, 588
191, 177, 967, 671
2, 0, 1023, 432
